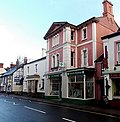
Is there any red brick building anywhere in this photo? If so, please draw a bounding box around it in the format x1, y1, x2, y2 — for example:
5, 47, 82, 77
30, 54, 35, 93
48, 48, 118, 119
44, 0, 118, 104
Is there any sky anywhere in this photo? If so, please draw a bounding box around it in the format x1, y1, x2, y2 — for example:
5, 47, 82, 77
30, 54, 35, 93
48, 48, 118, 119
0, 0, 120, 68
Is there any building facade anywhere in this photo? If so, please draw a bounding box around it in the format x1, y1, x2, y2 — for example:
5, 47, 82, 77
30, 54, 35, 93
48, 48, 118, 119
102, 29, 120, 108
44, 0, 118, 103
23, 57, 46, 97
0, 63, 6, 91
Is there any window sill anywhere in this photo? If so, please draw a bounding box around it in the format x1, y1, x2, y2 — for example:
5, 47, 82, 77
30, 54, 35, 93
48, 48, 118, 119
82, 38, 87, 41
115, 64, 120, 66
113, 96, 120, 99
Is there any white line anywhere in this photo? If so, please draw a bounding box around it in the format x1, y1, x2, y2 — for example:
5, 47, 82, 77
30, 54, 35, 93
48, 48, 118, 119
24, 106, 46, 114
62, 117, 76, 122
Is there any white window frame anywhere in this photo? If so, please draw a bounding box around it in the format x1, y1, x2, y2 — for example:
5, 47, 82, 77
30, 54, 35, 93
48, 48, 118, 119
82, 27, 87, 40
81, 48, 88, 67
52, 34, 59, 47
71, 29, 74, 41
51, 55, 55, 68
117, 43, 120, 64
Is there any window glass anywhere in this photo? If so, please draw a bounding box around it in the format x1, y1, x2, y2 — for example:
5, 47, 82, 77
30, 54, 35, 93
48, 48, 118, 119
86, 76, 94, 98
57, 54, 59, 67
82, 27, 87, 40
68, 75, 84, 98
50, 78, 60, 95
83, 49, 87, 66
53, 56, 55, 68
71, 51, 74, 66
52, 34, 59, 47
71, 31, 74, 40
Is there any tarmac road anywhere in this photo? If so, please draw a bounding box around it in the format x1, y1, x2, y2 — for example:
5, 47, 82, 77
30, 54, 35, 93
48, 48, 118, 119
0, 94, 120, 122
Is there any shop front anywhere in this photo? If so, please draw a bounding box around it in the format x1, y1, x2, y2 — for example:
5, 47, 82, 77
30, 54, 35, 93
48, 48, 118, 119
26, 75, 40, 94
104, 73, 120, 108
109, 73, 120, 99
67, 68, 95, 100
48, 74, 62, 99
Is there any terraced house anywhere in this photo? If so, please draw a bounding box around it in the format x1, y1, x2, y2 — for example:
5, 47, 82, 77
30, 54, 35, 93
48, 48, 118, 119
44, 0, 118, 104
102, 28, 120, 108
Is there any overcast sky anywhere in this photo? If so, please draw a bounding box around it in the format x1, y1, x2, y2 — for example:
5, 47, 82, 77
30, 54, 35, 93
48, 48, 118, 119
0, 0, 119, 67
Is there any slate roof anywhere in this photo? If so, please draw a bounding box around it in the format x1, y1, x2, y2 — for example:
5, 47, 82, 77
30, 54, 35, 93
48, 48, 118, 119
1, 66, 17, 77
24, 56, 46, 65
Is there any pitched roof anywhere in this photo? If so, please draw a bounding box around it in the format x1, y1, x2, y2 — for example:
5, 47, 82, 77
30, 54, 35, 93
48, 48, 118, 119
77, 17, 99, 29
44, 22, 76, 40
101, 31, 120, 40
117, 28, 120, 32
94, 54, 104, 62
24, 56, 46, 65
2, 66, 17, 77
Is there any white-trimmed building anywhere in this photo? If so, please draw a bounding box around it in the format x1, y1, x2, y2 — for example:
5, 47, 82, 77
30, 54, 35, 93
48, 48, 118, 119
102, 28, 120, 108
23, 57, 46, 97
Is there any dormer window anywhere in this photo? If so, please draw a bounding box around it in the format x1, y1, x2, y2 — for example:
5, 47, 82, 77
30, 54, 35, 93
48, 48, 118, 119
82, 27, 87, 40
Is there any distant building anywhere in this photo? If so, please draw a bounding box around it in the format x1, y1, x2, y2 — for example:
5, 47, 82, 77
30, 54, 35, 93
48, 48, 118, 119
0, 63, 6, 91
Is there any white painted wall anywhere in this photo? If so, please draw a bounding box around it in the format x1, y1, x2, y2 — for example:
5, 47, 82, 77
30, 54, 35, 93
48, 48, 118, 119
13, 67, 23, 92
103, 34, 120, 100
23, 57, 46, 93
103, 35, 120, 71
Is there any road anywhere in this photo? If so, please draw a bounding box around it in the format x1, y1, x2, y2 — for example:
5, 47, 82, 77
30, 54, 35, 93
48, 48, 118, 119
0, 94, 120, 122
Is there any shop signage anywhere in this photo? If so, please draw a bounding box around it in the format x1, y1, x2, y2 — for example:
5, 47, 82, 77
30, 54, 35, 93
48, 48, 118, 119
109, 73, 120, 78
67, 71, 84, 76
48, 74, 61, 78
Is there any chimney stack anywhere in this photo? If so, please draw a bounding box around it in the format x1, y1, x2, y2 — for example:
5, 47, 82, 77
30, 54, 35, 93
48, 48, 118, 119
10, 62, 16, 68
103, 0, 114, 19
24, 57, 27, 64
42, 48, 46, 57
0, 63, 3, 68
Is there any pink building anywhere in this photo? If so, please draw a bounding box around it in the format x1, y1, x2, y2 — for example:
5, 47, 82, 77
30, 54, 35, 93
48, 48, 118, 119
44, 0, 118, 103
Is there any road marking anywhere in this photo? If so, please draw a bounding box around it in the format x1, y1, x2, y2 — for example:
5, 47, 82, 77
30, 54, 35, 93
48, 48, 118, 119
62, 117, 76, 122
24, 106, 46, 114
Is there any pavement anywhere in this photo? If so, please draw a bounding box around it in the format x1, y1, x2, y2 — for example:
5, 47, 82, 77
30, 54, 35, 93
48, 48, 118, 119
1, 93, 120, 118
